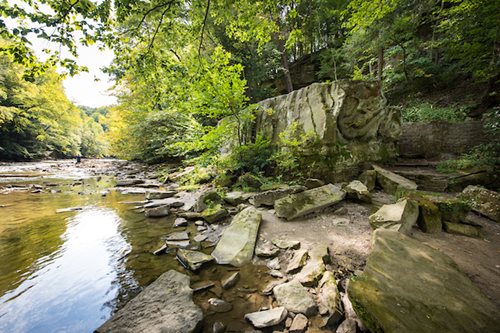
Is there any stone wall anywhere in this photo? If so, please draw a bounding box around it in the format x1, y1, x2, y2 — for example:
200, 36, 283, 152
398, 120, 487, 158
254, 81, 401, 179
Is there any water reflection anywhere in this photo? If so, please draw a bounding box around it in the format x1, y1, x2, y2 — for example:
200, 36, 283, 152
0, 207, 128, 333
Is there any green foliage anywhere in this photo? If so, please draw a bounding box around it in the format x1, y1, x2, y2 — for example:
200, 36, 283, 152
399, 103, 467, 123
217, 135, 274, 175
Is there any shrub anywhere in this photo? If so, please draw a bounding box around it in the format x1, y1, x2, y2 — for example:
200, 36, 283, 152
400, 102, 467, 123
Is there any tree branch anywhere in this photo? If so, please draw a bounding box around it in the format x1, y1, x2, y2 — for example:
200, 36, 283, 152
198, 0, 211, 56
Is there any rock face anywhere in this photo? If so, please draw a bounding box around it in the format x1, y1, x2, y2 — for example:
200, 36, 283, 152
373, 165, 418, 194
255, 81, 400, 179
273, 280, 317, 316
369, 199, 418, 234
95, 270, 203, 333
348, 229, 500, 333
460, 185, 499, 222
274, 184, 346, 220
211, 207, 262, 266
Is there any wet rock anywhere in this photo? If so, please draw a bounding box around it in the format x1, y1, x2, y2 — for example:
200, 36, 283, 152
250, 185, 307, 207
443, 222, 483, 238
208, 298, 233, 313
173, 217, 188, 227
145, 205, 169, 217
369, 199, 418, 234
176, 249, 213, 270
194, 189, 223, 212
212, 321, 226, 333
153, 244, 168, 255
304, 178, 325, 189
95, 270, 202, 333
116, 179, 145, 187
222, 272, 240, 289
348, 229, 500, 333
201, 204, 229, 223
144, 198, 185, 209
296, 245, 329, 286
373, 165, 417, 195
224, 191, 254, 205
166, 240, 190, 248
193, 234, 208, 242
273, 280, 317, 316
286, 249, 309, 273
145, 190, 176, 200
459, 185, 499, 222
336, 319, 357, 333
165, 231, 189, 241
255, 241, 280, 257
272, 239, 300, 250
244, 307, 288, 329
274, 184, 346, 220
289, 313, 308, 333
211, 207, 262, 266
344, 180, 371, 202
359, 169, 376, 191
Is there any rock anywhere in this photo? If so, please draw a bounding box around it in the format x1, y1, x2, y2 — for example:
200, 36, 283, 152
153, 243, 168, 255
286, 249, 309, 273
197, 226, 207, 232
273, 280, 317, 316
269, 270, 284, 278
373, 165, 417, 195
348, 229, 500, 333
333, 207, 348, 215
211, 207, 262, 266
165, 231, 189, 241
145, 190, 176, 200
176, 249, 213, 270
145, 205, 169, 217
195, 220, 205, 226
267, 257, 281, 270
272, 239, 300, 250
443, 222, 483, 238
296, 245, 329, 286
222, 272, 240, 289
317, 271, 341, 318
237, 173, 263, 190
250, 186, 306, 207
212, 321, 226, 333
341, 289, 365, 331
193, 234, 208, 242
274, 184, 346, 220
95, 270, 202, 333
460, 185, 500, 222
289, 313, 308, 333
335, 319, 357, 333
368, 199, 419, 234
194, 189, 223, 212
208, 298, 233, 313
359, 169, 376, 191
202, 204, 229, 223
417, 201, 442, 233
244, 307, 288, 328
262, 279, 287, 295
304, 178, 325, 189
192, 281, 215, 293
344, 180, 371, 202
166, 240, 190, 248
224, 191, 254, 205
285, 317, 293, 328
255, 241, 280, 257
116, 179, 145, 187
144, 198, 185, 209
173, 217, 188, 227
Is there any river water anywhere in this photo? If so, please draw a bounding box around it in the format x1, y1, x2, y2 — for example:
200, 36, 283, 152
0, 161, 181, 333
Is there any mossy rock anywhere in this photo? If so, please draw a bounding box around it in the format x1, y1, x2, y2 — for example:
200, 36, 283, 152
236, 173, 264, 191
417, 201, 442, 233
201, 204, 228, 223
443, 222, 483, 238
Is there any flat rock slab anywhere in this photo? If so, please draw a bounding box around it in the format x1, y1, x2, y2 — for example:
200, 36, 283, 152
95, 270, 202, 333
373, 165, 417, 195
250, 185, 306, 207
348, 229, 500, 333
211, 207, 262, 266
369, 199, 418, 234
177, 249, 213, 270
274, 184, 346, 220
273, 280, 317, 316
245, 307, 288, 328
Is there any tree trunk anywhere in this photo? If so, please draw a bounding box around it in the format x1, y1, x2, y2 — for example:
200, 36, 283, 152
377, 47, 384, 83
277, 38, 294, 93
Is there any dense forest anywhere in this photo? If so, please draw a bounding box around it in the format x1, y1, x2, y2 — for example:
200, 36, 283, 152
0, 0, 498, 171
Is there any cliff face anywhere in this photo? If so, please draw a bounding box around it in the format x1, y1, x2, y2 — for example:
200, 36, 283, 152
255, 81, 401, 178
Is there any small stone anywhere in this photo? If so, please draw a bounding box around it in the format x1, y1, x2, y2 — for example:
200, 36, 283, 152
193, 234, 208, 242
208, 298, 233, 313
286, 249, 309, 273
272, 239, 300, 250
212, 321, 226, 333
165, 231, 189, 241
222, 272, 240, 289
267, 257, 281, 270
269, 270, 284, 278
177, 249, 214, 270
197, 226, 207, 232
255, 242, 280, 257
153, 243, 168, 255
262, 279, 287, 295
174, 217, 188, 227
195, 220, 205, 226
285, 317, 293, 328
333, 207, 348, 215
192, 281, 215, 292
244, 307, 288, 328
289, 313, 308, 333
335, 318, 357, 333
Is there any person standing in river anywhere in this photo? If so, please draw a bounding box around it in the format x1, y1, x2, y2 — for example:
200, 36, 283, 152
76, 155, 81, 163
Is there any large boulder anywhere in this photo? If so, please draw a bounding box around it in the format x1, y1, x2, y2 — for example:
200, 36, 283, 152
369, 199, 419, 234
373, 165, 418, 194
459, 185, 500, 222
348, 229, 500, 333
255, 81, 401, 180
95, 270, 203, 333
211, 207, 262, 266
274, 184, 346, 220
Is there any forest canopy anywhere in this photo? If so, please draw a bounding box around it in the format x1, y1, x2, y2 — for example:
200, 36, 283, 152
0, 0, 498, 164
